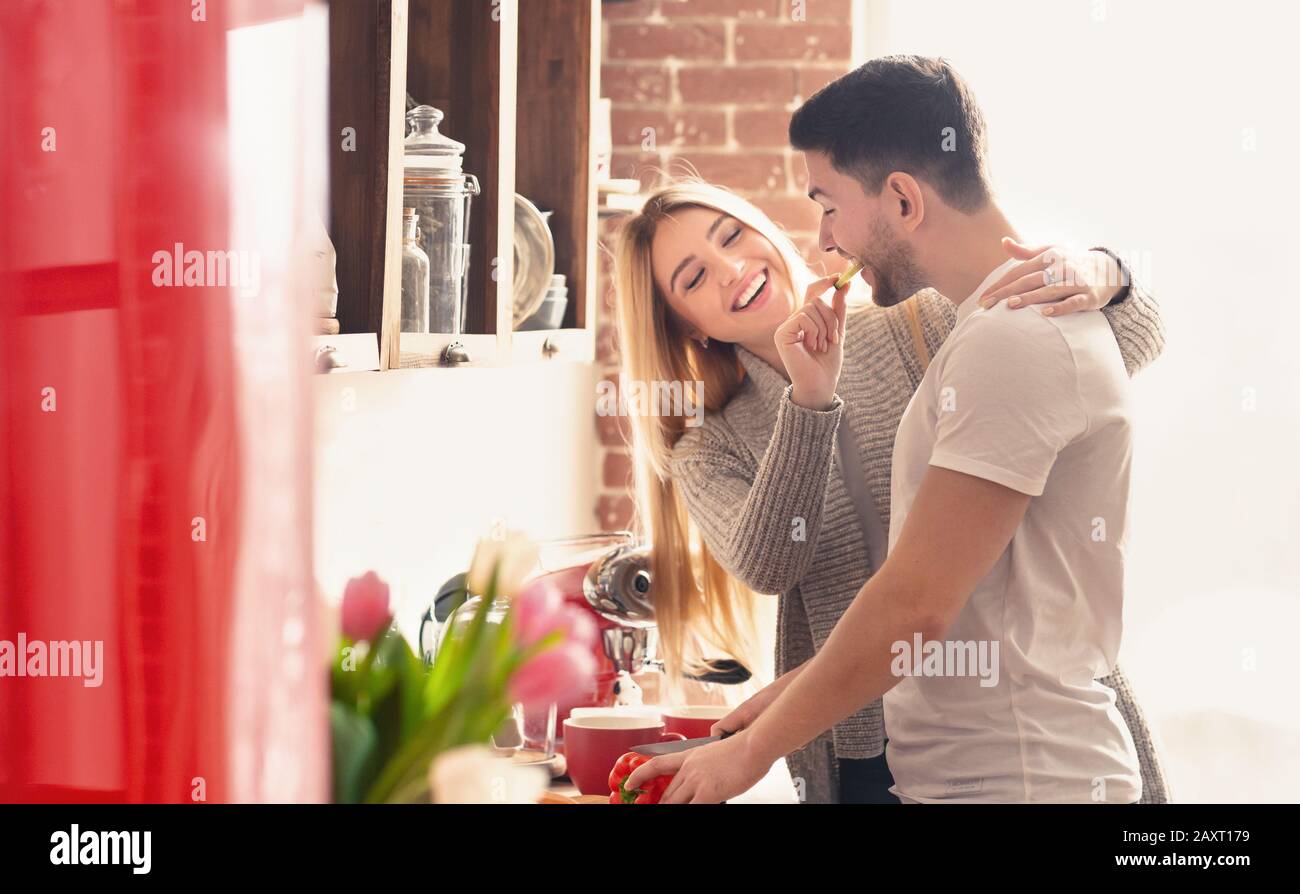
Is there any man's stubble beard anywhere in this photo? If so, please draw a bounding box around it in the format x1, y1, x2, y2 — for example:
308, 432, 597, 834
865, 215, 928, 309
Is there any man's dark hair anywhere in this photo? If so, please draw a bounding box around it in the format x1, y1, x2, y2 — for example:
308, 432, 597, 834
789, 55, 991, 213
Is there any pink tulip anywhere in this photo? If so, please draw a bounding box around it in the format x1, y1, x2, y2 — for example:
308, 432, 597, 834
508, 642, 597, 711
341, 571, 392, 642
511, 580, 598, 652
556, 606, 598, 651
510, 578, 564, 649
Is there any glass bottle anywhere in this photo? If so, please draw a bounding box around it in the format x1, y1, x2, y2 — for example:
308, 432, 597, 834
400, 208, 430, 333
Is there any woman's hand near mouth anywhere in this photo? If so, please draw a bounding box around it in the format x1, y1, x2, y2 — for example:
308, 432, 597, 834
775, 273, 849, 410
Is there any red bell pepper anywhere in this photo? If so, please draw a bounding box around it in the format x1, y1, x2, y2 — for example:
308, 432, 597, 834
608, 751, 674, 804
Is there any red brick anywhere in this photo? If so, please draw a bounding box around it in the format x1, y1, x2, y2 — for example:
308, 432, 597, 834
602, 0, 660, 18
790, 153, 811, 191
596, 494, 637, 531
735, 22, 851, 62
603, 451, 635, 489
610, 107, 728, 148
660, 0, 782, 18
596, 241, 613, 281
653, 0, 849, 21
608, 23, 727, 61
601, 65, 671, 104
678, 150, 787, 192
796, 65, 849, 99
610, 149, 668, 191
603, 275, 622, 312
795, 0, 853, 21
733, 107, 792, 147
599, 213, 626, 241
611, 108, 671, 149
596, 406, 633, 447
678, 65, 798, 104
750, 193, 822, 234
596, 322, 621, 364
598, 263, 618, 305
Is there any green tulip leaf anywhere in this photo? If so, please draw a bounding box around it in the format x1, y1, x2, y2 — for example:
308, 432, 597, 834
330, 701, 379, 804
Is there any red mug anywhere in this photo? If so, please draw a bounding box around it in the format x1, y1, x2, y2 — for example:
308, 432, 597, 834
561, 716, 685, 795
662, 705, 731, 741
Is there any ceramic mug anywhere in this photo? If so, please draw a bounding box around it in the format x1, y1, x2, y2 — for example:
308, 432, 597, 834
662, 705, 731, 741
562, 715, 685, 795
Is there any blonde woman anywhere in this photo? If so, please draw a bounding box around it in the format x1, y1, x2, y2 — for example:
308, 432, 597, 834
612, 180, 1168, 803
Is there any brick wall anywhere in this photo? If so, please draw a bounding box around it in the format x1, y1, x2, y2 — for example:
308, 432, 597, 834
593, 0, 855, 532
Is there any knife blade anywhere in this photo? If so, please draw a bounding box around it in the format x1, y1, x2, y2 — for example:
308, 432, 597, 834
631, 730, 731, 757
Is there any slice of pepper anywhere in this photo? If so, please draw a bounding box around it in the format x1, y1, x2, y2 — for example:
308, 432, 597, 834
608, 751, 674, 804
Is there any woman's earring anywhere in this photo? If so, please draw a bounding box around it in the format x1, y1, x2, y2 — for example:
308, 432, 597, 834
696, 336, 709, 349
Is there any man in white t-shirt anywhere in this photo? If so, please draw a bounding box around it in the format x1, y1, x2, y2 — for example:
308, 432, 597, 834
881, 256, 1140, 803
624, 55, 1147, 804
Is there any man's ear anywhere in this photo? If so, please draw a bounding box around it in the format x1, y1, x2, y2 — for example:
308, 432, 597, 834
885, 172, 925, 233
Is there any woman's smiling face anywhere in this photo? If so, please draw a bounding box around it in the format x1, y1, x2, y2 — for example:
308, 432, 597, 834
650, 206, 795, 346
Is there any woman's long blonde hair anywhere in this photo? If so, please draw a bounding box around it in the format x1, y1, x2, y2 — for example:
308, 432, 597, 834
612, 179, 820, 688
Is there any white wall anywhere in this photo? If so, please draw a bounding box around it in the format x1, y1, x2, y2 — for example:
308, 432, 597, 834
313, 363, 602, 641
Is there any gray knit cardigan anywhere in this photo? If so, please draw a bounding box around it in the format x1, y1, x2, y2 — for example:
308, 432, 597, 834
668, 284, 1170, 804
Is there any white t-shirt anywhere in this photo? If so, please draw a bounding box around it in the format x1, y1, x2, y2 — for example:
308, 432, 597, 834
882, 260, 1142, 803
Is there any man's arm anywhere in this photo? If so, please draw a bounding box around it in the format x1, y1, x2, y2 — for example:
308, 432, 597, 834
740, 465, 1031, 768
624, 311, 1079, 802
710, 659, 810, 737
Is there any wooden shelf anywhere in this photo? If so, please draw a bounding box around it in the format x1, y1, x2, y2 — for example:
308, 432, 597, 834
327, 0, 399, 360
326, 0, 600, 371
515, 0, 599, 333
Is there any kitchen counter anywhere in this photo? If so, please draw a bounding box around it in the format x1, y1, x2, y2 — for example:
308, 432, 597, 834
546, 759, 799, 804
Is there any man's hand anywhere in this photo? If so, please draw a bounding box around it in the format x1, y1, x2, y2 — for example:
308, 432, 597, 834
622, 732, 771, 804
729, 466, 1034, 772
979, 238, 1128, 315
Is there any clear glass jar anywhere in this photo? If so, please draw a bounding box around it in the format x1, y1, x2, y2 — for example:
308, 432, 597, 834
434, 594, 508, 660
400, 209, 430, 333
404, 105, 465, 170
436, 595, 558, 756
402, 106, 479, 334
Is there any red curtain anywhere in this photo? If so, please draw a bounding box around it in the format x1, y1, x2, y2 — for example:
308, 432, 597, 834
0, 0, 325, 802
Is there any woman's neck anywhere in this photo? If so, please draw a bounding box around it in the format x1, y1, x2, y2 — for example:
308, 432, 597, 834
739, 336, 789, 381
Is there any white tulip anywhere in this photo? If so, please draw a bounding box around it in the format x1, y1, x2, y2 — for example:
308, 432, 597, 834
466, 531, 539, 598
428, 744, 548, 804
